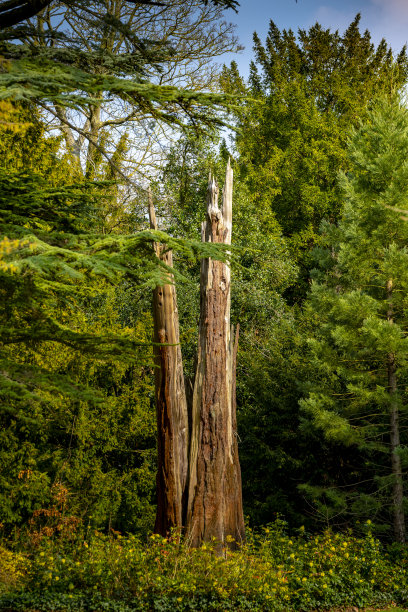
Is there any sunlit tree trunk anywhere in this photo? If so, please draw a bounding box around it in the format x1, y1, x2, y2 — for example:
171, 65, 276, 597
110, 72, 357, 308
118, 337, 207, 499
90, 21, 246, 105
150, 164, 245, 547
149, 189, 189, 535
185, 161, 245, 549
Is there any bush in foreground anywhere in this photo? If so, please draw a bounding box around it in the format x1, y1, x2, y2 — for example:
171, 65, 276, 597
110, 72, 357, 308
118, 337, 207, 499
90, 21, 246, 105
1, 520, 408, 611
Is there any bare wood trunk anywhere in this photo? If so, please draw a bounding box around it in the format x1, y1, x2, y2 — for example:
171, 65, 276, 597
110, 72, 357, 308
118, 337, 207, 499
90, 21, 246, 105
149, 190, 189, 535
386, 279, 405, 543
185, 161, 245, 549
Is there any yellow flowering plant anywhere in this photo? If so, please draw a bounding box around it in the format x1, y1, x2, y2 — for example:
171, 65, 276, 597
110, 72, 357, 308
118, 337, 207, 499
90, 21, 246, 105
1, 519, 408, 610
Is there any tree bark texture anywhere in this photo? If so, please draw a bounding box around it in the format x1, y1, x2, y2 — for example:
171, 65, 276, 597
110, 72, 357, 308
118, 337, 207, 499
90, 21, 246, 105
149, 189, 189, 535
387, 279, 405, 544
185, 161, 245, 549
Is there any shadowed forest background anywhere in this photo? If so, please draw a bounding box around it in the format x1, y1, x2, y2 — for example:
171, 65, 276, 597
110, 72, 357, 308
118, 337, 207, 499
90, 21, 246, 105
3, 0, 408, 609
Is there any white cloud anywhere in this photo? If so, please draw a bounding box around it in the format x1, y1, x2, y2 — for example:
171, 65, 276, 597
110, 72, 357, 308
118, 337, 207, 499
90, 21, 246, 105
313, 5, 358, 32
367, 0, 408, 50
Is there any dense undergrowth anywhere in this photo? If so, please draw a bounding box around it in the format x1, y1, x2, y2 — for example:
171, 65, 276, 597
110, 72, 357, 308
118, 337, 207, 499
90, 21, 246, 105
1, 520, 408, 611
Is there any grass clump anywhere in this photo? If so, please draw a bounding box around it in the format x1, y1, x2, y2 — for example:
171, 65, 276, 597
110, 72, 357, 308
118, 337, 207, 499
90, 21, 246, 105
1, 520, 408, 611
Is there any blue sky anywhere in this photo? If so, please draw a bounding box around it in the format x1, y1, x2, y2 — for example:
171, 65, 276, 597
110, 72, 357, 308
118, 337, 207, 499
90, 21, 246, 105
226, 0, 408, 77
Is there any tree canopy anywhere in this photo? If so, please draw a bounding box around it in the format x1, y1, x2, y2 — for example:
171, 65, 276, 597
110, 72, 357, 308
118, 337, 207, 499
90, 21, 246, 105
221, 15, 408, 299
0, 0, 239, 29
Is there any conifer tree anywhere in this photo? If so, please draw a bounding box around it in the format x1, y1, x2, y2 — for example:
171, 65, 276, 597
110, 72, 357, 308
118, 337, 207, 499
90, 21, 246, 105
221, 16, 408, 299
10, 0, 240, 183
0, 104, 224, 407
302, 98, 408, 542
216, 19, 408, 528
0, 0, 240, 153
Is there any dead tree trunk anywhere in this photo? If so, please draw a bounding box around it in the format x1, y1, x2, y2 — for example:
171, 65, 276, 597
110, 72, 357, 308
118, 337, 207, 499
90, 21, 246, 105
387, 279, 405, 543
185, 161, 245, 549
149, 189, 189, 535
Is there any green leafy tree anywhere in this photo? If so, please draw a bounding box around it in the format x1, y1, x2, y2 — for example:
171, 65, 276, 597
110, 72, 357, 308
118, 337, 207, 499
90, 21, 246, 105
212, 18, 408, 532
0, 105, 231, 534
221, 15, 408, 300
0, 286, 157, 534
301, 98, 408, 543
0, 107, 157, 532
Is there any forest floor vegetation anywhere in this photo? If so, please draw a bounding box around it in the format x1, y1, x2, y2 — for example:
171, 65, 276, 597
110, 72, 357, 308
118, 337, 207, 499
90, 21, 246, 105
1, 520, 408, 611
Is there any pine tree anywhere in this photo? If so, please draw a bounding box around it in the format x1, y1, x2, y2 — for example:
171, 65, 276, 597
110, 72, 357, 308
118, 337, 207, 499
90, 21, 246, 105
302, 97, 408, 542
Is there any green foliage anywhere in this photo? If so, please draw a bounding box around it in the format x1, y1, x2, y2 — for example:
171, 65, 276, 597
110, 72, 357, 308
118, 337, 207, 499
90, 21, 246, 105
0, 545, 29, 594
0, 291, 157, 534
0, 0, 240, 137
0, 104, 231, 402
221, 15, 408, 299
2, 520, 408, 610
160, 131, 297, 367
0, 104, 237, 536
299, 97, 408, 534
213, 19, 408, 537
4, 0, 408, 580
0, 55, 235, 131
0, 106, 160, 532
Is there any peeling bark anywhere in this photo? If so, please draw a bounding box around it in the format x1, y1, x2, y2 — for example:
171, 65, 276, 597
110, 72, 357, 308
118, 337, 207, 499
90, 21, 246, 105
185, 161, 245, 549
149, 188, 189, 535
150, 164, 245, 547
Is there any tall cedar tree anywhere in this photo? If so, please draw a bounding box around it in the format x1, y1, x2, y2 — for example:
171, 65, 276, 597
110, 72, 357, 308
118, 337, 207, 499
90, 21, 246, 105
19, 0, 240, 181
0, 0, 240, 156
302, 98, 408, 543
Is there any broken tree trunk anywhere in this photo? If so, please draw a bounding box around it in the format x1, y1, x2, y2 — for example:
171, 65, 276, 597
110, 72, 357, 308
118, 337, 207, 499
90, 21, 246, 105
149, 188, 189, 535
185, 160, 245, 549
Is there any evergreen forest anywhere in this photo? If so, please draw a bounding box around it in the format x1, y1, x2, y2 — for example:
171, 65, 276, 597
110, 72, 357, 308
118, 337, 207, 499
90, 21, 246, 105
3, 1, 408, 610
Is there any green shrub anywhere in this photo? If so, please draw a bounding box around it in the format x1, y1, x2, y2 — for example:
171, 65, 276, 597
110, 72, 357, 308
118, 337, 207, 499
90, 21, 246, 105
0, 546, 29, 595
1, 520, 408, 611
